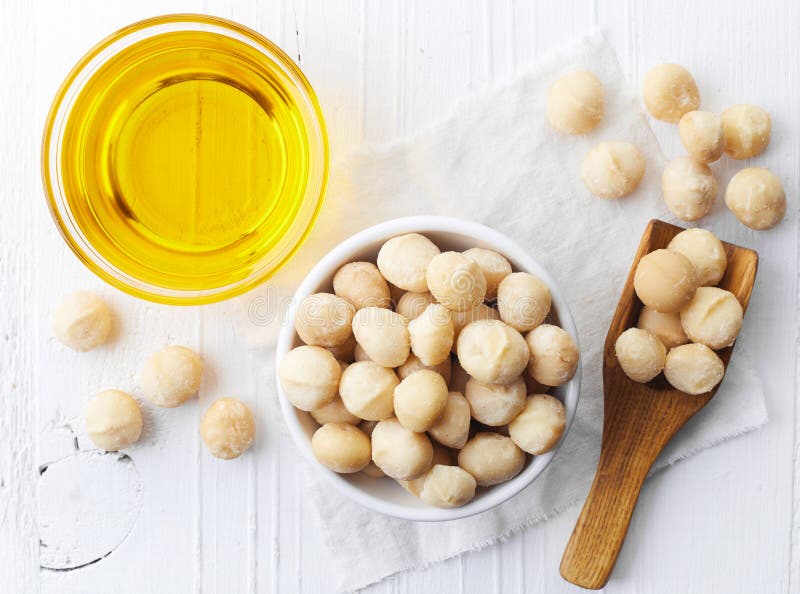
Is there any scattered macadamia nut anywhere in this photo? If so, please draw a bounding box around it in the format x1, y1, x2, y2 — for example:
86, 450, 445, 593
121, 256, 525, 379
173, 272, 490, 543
465, 376, 526, 426
396, 353, 452, 384
52, 291, 112, 352
339, 361, 398, 421
420, 465, 477, 508
426, 251, 487, 311
451, 303, 501, 352
371, 418, 433, 480
722, 104, 771, 159
546, 70, 605, 135
295, 293, 355, 347
310, 397, 361, 426
140, 345, 202, 408
311, 423, 371, 473
352, 307, 411, 367
662, 157, 717, 222
85, 389, 143, 451
396, 291, 437, 320
397, 444, 452, 496
394, 369, 449, 432
200, 397, 256, 459
457, 319, 530, 385
637, 306, 688, 349
458, 432, 525, 487
633, 249, 698, 313
643, 63, 700, 123
377, 233, 441, 292
615, 328, 666, 383
508, 394, 566, 455
496, 272, 552, 332
525, 324, 580, 387
408, 304, 454, 365
325, 333, 357, 363
428, 391, 471, 449
664, 343, 724, 395
725, 167, 786, 230
678, 111, 725, 163
333, 261, 391, 310
278, 345, 341, 411
581, 141, 645, 199
680, 287, 743, 349
463, 247, 513, 300
667, 228, 727, 286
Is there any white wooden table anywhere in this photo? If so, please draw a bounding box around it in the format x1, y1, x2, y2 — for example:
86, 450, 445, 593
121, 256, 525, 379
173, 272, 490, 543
2, 1, 798, 592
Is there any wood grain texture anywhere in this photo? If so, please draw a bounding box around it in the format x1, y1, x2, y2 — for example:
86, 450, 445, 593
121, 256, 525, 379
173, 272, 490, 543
0, 1, 797, 593
560, 220, 758, 589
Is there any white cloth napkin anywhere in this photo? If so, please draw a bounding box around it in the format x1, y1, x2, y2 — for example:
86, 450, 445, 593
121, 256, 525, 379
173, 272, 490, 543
234, 32, 767, 592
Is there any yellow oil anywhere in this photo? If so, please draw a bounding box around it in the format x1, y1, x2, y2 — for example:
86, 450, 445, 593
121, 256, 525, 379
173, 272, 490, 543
60, 30, 312, 292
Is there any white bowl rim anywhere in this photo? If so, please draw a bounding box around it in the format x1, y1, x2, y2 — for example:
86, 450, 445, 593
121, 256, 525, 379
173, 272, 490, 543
275, 215, 581, 522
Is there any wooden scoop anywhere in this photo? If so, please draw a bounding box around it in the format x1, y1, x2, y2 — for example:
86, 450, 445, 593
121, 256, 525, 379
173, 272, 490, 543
559, 219, 758, 589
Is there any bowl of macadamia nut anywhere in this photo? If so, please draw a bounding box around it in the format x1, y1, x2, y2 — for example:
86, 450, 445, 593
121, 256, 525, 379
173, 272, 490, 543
275, 216, 581, 521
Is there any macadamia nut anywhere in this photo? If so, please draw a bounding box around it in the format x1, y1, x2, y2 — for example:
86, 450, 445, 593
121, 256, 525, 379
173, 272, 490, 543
722, 104, 771, 159
140, 345, 202, 408
463, 247, 513, 299
680, 287, 743, 349
581, 141, 645, 199
508, 394, 566, 455
420, 465, 477, 508
394, 369, 449, 432
333, 261, 391, 310
396, 353, 452, 385
664, 343, 724, 395
667, 228, 727, 286
615, 328, 666, 383
428, 391, 471, 449
408, 303, 454, 365
426, 251, 487, 311
311, 423, 371, 473
546, 71, 605, 135
525, 324, 580, 387
310, 397, 361, 425
451, 303, 500, 352
662, 157, 717, 222
372, 418, 433, 480
85, 389, 143, 451
278, 345, 341, 411
637, 306, 688, 349
678, 111, 725, 163
465, 376, 526, 426
52, 291, 112, 352
497, 272, 551, 332
396, 291, 436, 320
397, 444, 452, 496
377, 233, 441, 292
643, 63, 700, 123
633, 249, 698, 313
200, 397, 255, 459
457, 319, 529, 385
295, 293, 355, 347
339, 361, 398, 421
362, 462, 385, 478
725, 167, 786, 230
352, 307, 410, 367
458, 432, 525, 487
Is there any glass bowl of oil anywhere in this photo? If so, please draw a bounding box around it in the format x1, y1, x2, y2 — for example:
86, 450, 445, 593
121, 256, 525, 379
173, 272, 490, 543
42, 14, 328, 305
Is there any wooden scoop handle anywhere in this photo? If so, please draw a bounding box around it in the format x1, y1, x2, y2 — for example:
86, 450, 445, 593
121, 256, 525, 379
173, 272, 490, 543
559, 394, 690, 589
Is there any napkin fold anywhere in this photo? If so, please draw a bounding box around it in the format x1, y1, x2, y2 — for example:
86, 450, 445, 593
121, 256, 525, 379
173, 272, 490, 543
235, 32, 767, 592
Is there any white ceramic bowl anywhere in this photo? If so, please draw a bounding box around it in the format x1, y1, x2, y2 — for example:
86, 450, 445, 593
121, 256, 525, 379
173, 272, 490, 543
275, 216, 581, 521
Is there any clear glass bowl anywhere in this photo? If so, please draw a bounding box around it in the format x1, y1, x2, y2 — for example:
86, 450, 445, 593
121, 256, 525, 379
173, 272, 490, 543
42, 14, 328, 305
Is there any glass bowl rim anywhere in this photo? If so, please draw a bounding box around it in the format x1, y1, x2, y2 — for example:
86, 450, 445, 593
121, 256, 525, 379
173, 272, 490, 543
41, 13, 329, 305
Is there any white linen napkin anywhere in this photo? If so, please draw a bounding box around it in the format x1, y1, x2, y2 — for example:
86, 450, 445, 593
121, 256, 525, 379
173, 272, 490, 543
234, 32, 767, 592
